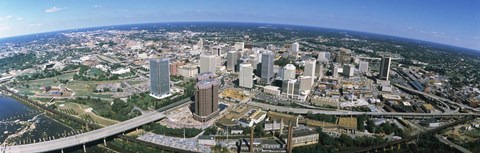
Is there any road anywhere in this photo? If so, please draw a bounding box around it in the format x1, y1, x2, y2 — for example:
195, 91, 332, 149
247, 101, 480, 118
1, 98, 191, 153
1, 111, 165, 153
393, 84, 479, 113
434, 134, 473, 153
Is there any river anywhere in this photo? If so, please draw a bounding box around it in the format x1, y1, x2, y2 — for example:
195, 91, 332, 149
0, 95, 74, 145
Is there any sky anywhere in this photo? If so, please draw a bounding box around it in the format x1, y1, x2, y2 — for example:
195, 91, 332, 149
0, 0, 479, 50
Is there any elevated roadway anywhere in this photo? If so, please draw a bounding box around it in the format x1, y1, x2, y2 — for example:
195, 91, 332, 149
393, 84, 480, 113
2, 111, 165, 153
247, 101, 480, 118
1, 99, 191, 153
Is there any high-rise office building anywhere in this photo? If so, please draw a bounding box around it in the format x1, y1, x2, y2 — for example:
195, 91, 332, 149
316, 63, 324, 79
359, 61, 369, 73
199, 54, 216, 73
290, 42, 300, 57
317, 52, 331, 63
343, 64, 355, 77
194, 72, 219, 122
226, 51, 238, 71
331, 64, 339, 78
261, 51, 275, 84
249, 54, 258, 70
298, 75, 314, 91
282, 64, 296, 80
285, 79, 300, 98
304, 59, 316, 78
239, 63, 254, 88
150, 58, 171, 99
211, 46, 222, 56
234, 42, 244, 51
379, 57, 391, 80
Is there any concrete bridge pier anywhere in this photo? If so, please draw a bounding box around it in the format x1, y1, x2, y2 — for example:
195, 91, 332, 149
61, 148, 64, 153
104, 138, 107, 146
83, 143, 86, 153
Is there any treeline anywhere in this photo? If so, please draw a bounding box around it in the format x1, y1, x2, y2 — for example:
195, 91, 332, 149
16, 69, 62, 81
142, 123, 202, 138
293, 128, 386, 153
69, 97, 140, 121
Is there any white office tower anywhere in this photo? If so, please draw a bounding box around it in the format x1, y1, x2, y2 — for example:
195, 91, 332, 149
317, 52, 331, 63
267, 44, 275, 51
211, 46, 222, 56
359, 61, 369, 73
282, 64, 296, 80
317, 63, 324, 79
261, 51, 275, 84
343, 64, 355, 77
286, 79, 298, 98
290, 42, 300, 57
226, 51, 238, 71
194, 38, 204, 50
200, 54, 216, 73
239, 63, 254, 88
234, 42, 244, 51
331, 64, 339, 78
150, 58, 171, 99
379, 57, 391, 80
304, 59, 316, 78
249, 54, 258, 70
299, 75, 314, 91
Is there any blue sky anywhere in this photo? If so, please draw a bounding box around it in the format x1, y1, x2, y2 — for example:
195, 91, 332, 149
0, 0, 479, 50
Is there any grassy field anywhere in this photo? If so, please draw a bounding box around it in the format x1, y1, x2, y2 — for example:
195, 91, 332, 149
87, 68, 106, 77
14, 73, 75, 96
57, 102, 119, 126
66, 80, 121, 98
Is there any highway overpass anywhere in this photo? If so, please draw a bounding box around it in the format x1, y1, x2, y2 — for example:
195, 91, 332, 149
1, 99, 191, 153
393, 84, 480, 113
247, 101, 480, 119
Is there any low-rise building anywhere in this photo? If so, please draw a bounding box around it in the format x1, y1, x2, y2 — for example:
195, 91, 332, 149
264, 85, 281, 96
198, 135, 216, 146
177, 64, 198, 78
310, 96, 339, 108
280, 128, 319, 148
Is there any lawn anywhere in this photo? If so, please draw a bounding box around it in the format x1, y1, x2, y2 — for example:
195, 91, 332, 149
87, 68, 106, 77
14, 72, 75, 95
66, 80, 121, 98
57, 102, 119, 126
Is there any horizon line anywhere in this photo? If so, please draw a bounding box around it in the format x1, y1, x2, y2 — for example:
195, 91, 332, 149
0, 21, 479, 52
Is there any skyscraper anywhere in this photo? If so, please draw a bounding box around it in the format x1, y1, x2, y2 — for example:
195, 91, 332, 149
239, 63, 254, 88
317, 52, 331, 63
200, 54, 216, 73
379, 57, 391, 80
234, 42, 244, 51
194, 72, 219, 122
150, 58, 171, 99
261, 51, 275, 84
226, 51, 238, 71
290, 42, 300, 57
359, 61, 369, 73
331, 63, 339, 78
282, 64, 296, 80
304, 59, 316, 78
343, 64, 355, 77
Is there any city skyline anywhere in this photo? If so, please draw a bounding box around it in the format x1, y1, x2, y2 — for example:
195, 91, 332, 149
0, 0, 479, 50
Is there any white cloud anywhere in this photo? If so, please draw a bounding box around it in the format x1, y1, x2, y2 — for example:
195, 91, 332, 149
0, 15, 13, 21
45, 6, 64, 13
93, 5, 101, 8
16, 17, 23, 21
27, 23, 43, 27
